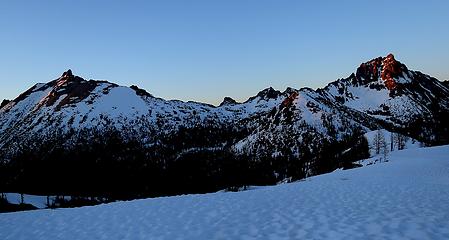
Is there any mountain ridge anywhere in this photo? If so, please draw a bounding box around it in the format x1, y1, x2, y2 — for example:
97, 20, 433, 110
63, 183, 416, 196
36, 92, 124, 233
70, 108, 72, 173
2, 53, 448, 152
1, 53, 448, 200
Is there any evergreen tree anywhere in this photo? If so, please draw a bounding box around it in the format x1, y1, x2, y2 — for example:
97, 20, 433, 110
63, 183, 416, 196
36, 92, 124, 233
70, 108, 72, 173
373, 130, 385, 155
381, 138, 389, 162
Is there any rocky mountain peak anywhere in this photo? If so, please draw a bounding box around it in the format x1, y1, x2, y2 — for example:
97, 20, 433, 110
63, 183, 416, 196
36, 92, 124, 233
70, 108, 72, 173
55, 69, 81, 88
283, 87, 298, 95
258, 87, 282, 98
61, 69, 73, 78
355, 54, 408, 90
219, 97, 238, 107
0, 99, 10, 109
355, 56, 382, 83
380, 54, 407, 90
246, 87, 283, 102
35, 70, 105, 110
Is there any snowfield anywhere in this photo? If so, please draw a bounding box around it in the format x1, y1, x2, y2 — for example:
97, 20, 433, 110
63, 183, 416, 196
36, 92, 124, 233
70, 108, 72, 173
1, 145, 449, 240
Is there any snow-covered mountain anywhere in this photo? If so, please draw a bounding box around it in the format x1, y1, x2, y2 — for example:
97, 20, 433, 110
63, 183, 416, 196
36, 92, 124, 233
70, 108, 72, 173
0, 70, 290, 152
1, 54, 448, 198
1, 55, 447, 149
232, 54, 449, 158
322, 54, 449, 138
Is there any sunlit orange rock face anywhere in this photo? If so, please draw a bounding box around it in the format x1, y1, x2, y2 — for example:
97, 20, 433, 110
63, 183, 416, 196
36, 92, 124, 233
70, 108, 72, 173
356, 57, 382, 84
281, 92, 299, 108
356, 54, 405, 91
35, 70, 110, 111
381, 54, 403, 90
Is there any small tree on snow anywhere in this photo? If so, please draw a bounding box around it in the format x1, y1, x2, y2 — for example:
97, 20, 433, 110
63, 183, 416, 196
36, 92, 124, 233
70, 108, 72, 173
373, 130, 385, 155
394, 133, 408, 150
381, 138, 389, 162
390, 132, 394, 151
372, 130, 389, 162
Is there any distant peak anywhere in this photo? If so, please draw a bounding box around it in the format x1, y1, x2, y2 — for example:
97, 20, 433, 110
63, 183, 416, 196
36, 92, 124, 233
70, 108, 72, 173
245, 87, 283, 103
55, 69, 80, 88
1, 99, 10, 109
283, 87, 298, 95
244, 87, 282, 103
219, 97, 238, 107
257, 87, 282, 99
61, 69, 73, 78
355, 53, 407, 90
381, 53, 399, 69
385, 53, 395, 59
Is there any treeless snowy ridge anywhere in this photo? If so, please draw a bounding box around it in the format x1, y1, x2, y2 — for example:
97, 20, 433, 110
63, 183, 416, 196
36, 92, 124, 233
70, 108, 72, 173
1, 146, 449, 240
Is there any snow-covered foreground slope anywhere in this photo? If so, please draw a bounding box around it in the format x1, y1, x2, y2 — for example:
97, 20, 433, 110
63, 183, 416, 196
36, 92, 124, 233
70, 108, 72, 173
2, 146, 449, 240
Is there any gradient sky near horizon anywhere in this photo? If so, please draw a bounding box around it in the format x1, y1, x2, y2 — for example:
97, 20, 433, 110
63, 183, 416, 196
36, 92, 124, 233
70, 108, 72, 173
1, 1, 449, 105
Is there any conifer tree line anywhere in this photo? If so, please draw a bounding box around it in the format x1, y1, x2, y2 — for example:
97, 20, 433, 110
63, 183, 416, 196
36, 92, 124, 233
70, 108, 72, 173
0, 122, 371, 205
371, 130, 413, 162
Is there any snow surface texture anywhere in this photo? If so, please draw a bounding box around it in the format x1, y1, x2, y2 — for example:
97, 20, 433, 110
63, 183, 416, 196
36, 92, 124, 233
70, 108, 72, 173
1, 145, 449, 240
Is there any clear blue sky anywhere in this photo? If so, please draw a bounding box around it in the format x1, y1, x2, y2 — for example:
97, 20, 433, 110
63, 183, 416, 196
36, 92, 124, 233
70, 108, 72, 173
1, 0, 448, 105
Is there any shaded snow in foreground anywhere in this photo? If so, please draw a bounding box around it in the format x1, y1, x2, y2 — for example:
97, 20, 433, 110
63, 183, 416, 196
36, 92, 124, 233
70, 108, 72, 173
1, 146, 449, 240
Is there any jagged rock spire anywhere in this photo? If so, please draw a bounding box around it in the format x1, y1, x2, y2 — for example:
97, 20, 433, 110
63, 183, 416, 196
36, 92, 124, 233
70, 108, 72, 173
219, 97, 238, 107
355, 53, 407, 90
61, 69, 73, 78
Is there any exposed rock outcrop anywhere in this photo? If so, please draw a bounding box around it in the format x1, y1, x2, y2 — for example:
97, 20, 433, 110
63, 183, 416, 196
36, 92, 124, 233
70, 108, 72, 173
0, 99, 10, 109
219, 97, 238, 106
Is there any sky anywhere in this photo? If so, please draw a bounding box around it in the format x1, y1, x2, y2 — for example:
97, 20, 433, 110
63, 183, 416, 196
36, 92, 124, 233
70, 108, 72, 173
1, 0, 448, 105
